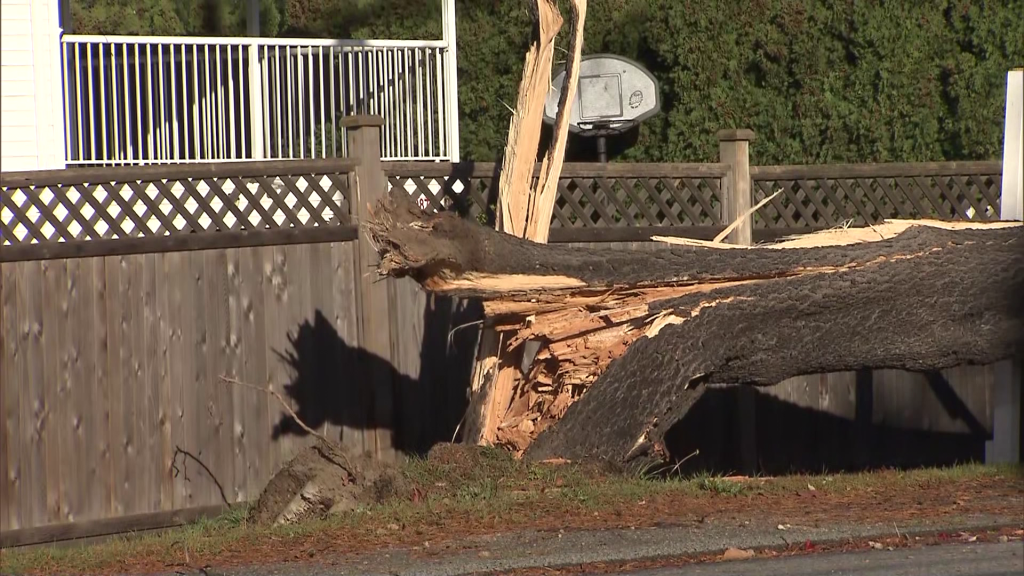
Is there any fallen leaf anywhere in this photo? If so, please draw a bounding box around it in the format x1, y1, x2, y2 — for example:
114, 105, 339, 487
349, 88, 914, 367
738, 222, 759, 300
807, 483, 817, 491
722, 547, 755, 561
869, 541, 884, 550
777, 524, 791, 531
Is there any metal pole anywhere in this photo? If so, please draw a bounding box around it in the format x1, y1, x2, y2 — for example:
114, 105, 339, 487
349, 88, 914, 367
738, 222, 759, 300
596, 135, 607, 163
247, 0, 261, 37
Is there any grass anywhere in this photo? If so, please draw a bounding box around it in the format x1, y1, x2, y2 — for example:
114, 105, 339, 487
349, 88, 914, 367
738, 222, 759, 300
1, 452, 1019, 576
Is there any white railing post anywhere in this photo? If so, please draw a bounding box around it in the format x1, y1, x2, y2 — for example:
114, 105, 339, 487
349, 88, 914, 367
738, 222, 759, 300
442, 0, 460, 162
247, 43, 266, 159
987, 68, 1023, 465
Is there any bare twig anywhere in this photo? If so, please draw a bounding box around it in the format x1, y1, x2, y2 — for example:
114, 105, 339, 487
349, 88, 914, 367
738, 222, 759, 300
218, 375, 350, 469
713, 189, 784, 244
669, 449, 700, 476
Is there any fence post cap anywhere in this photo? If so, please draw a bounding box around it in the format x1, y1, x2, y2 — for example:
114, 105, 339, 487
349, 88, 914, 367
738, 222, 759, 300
340, 115, 386, 128
717, 129, 756, 142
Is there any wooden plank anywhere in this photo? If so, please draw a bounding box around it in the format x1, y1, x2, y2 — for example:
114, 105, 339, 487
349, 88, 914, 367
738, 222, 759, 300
0, 158, 360, 188
0, 503, 234, 549
163, 252, 191, 510
263, 245, 296, 471
155, 253, 175, 512
0, 224, 359, 262
331, 242, 365, 456
89, 257, 113, 520
185, 250, 211, 504
750, 161, 1002, 180
140, 253, 160, 513
40, 260, 67, 524
73, 258, 102, 522
306, 242, 340, 444
237, 245, 269, 501
120, 255, 144, 516
1, 263, 22, 529
226, 247, 246, 503
202, 249, 233, 505
102, 256, 125, 517
175, 252, 202, 508
64, 258, 92, 523
390, 277, 427, 452
284, 243, 314, 456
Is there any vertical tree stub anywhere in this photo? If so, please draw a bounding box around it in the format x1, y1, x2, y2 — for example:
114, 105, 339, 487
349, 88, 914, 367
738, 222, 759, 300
718, 128, 758, 474
344, 115, 396, 461
987, 69, 1023, 464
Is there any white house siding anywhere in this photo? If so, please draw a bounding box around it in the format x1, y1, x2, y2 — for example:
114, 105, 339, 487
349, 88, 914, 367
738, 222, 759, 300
1, 0, 65, 172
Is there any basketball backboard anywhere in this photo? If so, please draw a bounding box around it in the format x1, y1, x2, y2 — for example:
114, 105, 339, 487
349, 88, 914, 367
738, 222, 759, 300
543, 54, 660, 136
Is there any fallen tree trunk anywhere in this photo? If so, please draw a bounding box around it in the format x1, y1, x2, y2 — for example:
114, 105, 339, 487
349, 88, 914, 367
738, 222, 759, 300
366, 191, 1024, 463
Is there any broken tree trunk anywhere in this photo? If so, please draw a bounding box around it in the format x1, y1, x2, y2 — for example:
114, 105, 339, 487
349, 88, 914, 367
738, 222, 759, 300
366, 191, 1024, 463
496, 0, 563, 236
464, 0, 588, 446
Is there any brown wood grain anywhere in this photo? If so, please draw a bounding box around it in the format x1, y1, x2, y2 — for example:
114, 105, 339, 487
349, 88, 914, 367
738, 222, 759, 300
331, 242, 365, 456
238, 246, 269, 501
40, 260, 67, 524
155, 252, 175, 512
1, 263, 21, 529
65, 258, 90, 523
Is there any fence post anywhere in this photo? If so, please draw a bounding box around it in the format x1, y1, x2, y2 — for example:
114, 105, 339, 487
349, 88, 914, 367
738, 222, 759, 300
343, 114, 396, 461
718, 128, 758, 474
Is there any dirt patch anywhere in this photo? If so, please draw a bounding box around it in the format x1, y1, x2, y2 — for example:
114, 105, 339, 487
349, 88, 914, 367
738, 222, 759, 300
248, 440, 411, 526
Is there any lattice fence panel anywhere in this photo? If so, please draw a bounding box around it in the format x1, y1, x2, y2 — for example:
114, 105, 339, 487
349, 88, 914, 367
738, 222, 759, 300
549, 177, 723, 227
2, 174, 352, 245
386, 173, 723, 228
386, 175, 493, 224
752, 174, 1002, 229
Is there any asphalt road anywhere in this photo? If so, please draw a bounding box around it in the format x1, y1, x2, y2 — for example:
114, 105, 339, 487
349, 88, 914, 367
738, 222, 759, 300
619, 541, 1024, 576
167, 518, 1021, 576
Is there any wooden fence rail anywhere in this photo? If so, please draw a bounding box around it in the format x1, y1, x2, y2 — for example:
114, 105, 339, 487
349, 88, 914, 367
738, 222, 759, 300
0, 123, 1010, 546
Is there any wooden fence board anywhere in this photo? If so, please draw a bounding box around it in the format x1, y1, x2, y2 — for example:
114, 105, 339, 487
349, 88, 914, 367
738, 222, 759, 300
64, 258, 89, 523
155, 254, 174, 512
330, 242, 366, 456
1, 262, 20, 530
262, 245, 295, 474
16, 261, 46, 528
122, 255, 144, 516
40, 260, 67, 524
238, 246, 270, 501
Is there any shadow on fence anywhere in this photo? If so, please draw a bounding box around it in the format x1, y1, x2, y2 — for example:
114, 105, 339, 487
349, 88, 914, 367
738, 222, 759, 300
270, 298, 481, 458
664, 374, 999, 476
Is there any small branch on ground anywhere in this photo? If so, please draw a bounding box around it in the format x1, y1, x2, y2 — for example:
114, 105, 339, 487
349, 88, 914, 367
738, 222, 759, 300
218, 375, 352, 469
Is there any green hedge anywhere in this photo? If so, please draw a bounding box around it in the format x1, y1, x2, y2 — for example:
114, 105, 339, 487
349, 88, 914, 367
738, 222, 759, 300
76, 0, 1023, 164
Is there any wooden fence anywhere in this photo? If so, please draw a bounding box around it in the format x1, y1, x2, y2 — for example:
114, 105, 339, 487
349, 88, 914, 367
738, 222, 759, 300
0, 121, 1011, 545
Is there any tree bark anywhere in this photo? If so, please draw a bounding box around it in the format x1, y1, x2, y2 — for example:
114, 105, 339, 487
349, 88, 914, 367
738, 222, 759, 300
366, 192, 1024, 462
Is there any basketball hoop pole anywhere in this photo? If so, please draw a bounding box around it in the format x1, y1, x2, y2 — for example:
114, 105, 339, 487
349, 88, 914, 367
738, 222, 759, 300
596, 135, 608, 163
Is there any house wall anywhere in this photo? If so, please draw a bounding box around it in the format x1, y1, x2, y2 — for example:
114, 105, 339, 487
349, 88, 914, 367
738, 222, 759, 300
1, 0, 65, 172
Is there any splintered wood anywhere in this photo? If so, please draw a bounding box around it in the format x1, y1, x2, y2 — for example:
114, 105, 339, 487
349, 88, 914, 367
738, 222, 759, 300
483, 287, 698, 455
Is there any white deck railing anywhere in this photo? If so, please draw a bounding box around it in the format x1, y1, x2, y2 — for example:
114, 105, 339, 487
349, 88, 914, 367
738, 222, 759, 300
60, 35, 459, 165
